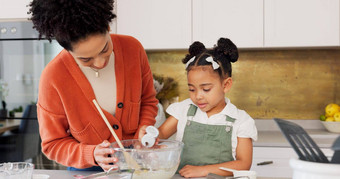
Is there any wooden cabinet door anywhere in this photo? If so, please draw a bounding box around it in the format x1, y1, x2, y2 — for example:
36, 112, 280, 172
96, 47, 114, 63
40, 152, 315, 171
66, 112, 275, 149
192, 0, 264, 48
116, 0, 191, 50
264, 0, 340, 47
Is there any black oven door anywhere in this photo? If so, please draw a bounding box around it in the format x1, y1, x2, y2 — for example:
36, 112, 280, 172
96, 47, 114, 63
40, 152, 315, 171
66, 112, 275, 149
0, 21, 62, 112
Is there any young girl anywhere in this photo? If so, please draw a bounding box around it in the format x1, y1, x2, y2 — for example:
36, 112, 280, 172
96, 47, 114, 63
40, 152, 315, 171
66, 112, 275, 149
158, 38, 258, 178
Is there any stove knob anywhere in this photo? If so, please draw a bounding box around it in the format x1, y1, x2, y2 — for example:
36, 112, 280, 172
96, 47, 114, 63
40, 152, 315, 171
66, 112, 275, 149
1, 27, 7, 34
10, 27, 17, 34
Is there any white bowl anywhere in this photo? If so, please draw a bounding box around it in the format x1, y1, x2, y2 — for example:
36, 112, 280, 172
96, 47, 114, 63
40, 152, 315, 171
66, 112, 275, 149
290, 158, 340, 179
321, 121, 340, 133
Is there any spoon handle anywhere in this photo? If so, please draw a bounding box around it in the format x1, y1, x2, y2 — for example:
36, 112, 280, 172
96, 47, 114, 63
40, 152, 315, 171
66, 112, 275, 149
219, 167, 238, 173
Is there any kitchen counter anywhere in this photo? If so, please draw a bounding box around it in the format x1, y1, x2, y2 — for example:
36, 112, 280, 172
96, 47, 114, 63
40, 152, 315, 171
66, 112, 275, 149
33, 169, 288, 179
33, 119, 335, 179
255, 129, 339, 148
251, 119, 339, 178
254, 119, 339, 148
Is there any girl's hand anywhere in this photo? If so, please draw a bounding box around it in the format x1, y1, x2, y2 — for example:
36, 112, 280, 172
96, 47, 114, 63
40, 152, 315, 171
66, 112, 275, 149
138, 125, 160, 146
94, 140, 118, 171
179, 165, 208, 178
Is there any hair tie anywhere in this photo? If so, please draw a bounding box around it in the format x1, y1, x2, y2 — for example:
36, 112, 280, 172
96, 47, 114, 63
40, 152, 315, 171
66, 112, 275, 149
185, 56, 195, 69
205, 57, 220, 70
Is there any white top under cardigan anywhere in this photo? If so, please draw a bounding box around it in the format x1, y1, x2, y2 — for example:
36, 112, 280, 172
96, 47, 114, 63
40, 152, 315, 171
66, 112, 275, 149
76, 52, 117, 115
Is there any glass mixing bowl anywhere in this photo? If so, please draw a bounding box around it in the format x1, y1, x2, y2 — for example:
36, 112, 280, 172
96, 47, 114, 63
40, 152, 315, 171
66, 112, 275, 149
111, 139, 184, 179
0, 162, 34, 179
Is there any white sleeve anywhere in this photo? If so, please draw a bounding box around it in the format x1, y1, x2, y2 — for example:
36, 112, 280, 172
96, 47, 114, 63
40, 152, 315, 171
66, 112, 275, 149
237, 117, 258, 141
166, 102, 181, 121
165, 100, 191, 142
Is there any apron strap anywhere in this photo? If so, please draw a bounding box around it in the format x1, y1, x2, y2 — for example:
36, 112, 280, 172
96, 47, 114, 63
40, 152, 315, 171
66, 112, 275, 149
225, 116, 236, 132
226, 116, 236, 122
187, 104, 197, 117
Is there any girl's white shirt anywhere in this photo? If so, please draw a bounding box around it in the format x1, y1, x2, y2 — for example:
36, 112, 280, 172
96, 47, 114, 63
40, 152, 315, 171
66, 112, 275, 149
166, 97, 258, 159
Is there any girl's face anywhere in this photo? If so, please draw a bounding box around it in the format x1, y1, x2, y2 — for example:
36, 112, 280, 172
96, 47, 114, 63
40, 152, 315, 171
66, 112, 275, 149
69, 32, 113, 69
187, 66, 232, 117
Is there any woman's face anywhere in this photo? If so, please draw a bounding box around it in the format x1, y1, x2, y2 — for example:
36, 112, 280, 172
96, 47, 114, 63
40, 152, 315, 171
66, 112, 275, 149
187, 66, 232, 117
69, 32, 113, 69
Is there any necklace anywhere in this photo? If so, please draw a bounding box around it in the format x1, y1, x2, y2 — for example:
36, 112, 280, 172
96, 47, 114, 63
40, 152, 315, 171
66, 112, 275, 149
90, 67, 100, 78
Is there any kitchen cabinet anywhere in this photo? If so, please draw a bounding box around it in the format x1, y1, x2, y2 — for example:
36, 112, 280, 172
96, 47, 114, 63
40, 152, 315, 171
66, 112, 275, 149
116, 0, 191, 50
3, 1, 340, 49
264, 0, 340, 47
0, 0, 31, 19
192, 0, 264, 48
252, 147, 334, 178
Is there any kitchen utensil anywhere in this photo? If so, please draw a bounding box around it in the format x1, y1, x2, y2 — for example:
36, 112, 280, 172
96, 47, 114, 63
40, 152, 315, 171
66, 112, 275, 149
141, 126, 159, 147
331, 136, 340, 163
256, 161, 273, 166
219, 167, 256, 179
0, 162, 34, 179
274, 118, 329, 163
76, 168, 134, 179
219, 167, 238, 173
111, 139, 183, 179
92, 99, 141, 169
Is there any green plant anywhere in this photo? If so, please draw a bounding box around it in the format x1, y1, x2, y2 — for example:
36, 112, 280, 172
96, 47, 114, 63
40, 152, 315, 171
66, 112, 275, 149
9, 106, 23, 117
153, 74, 179, 104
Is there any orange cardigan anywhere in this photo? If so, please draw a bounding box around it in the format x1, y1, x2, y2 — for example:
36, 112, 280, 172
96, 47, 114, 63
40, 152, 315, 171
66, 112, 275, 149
37, 34, 158, 168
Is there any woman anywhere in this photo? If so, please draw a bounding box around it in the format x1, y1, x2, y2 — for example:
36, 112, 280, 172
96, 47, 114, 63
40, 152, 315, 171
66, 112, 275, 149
28, 0, 158, 171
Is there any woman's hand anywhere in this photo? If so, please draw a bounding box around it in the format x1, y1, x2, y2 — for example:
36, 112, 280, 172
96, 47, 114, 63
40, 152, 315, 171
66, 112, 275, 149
138, 125, 148, 140
94, 140, 118, 171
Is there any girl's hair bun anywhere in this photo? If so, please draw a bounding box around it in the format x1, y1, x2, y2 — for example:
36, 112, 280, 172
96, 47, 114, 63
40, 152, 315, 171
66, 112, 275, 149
189, 41, 206, 56
216, 38, 238, 63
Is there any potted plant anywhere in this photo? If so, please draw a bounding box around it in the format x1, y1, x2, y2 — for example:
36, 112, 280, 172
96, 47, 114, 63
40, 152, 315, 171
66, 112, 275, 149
153, 74, 179, 117
9, 106, 23, 118
0, 79, 9, 119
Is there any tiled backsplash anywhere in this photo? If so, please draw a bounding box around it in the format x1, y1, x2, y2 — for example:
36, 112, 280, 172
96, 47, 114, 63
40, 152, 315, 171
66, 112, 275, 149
147, 49, 340, 120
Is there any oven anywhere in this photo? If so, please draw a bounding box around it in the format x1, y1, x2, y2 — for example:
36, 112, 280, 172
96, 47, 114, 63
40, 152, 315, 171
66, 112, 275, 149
0, 20, 62, 114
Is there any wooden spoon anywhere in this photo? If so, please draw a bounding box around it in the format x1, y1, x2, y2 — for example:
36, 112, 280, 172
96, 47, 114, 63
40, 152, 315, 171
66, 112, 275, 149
92, 99, 141, 170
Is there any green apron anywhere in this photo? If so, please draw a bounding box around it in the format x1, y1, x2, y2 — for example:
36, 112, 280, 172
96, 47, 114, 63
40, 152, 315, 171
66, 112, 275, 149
178, 104, 235, 171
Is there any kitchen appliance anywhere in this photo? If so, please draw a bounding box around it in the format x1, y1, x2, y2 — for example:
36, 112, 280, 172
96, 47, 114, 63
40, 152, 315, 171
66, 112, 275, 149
0, 20, 62, 111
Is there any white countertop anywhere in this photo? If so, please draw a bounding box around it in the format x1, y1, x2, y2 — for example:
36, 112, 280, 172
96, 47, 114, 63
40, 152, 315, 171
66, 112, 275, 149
33, 119, 335, 179
33, 169, 288, 179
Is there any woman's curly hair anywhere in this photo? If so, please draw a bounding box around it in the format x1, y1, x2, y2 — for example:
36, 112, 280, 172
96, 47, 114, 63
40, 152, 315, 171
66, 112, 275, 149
28, 0, 116, 51
182, 38, 238, 78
